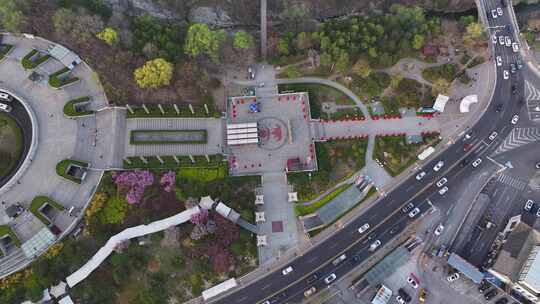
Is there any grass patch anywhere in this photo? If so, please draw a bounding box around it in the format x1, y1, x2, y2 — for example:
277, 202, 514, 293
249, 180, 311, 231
288, 139, 367, 201
55, 159, 89, 184
322, 107, 364, 120
373, 134, 441, 177
351, 72, 391, 98
130, 130, 207, 145
49, 67, 79, 88
0, 44, 13, 61
295, 183, 351, 216
422, 63, 458, 82
63, 97, 94, 117
0, 113, 23, 179
278, 83, 355, 119
177, 162, 228, 183
21, 49, 51, 70
29, 196, 65, 226
0, 225, 21, 247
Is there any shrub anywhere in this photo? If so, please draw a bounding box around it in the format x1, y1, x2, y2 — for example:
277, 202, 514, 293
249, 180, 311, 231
49, 67, 79, 88
133, 58, 173, 89
55, 159, 89, 184
21, 49, 50, 70
63, 97, 93, 117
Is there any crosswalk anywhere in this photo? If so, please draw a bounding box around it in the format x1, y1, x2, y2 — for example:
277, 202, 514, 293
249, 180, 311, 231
497, 173, 527, 191
493, 127, 540, 155
524, 80, 540, 121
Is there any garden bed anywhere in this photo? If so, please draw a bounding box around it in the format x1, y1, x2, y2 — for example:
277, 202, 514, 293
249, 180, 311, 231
63, 97, 94, 117
0, 225, 21, 247
0, 44, 13, 61
130, 130, 207, 145
49, 67, 79, 88
21, 49, 51, 70
29, 196, 65, 226
55, 159, 89, 184
295, 183, 351, 216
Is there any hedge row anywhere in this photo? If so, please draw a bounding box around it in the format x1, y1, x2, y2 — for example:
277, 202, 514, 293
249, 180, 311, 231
0, 44, 13, 61
63, 97, 94, 117
129, 129, 207, 145
49, 67, 79, 88
21, 49, 51, 70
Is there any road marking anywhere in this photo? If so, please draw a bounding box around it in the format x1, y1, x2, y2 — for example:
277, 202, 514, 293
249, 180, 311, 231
261, 283, 272, 290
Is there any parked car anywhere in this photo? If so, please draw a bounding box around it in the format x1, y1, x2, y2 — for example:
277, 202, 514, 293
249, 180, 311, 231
499, 36, 505, 45
492, 35, 498, 45
402, 202, 415, 213
511, 114, 519, 125
332, 254, 347, 266
408, 207, 420, 218
304, 286, 316, 298
496, 104, 503, 112
447, 273, 460, 282
512, 42, 519, 53
324, 273, 337, 284
436, 177, 448, 187
484, 289, 498, 300
472, 158, 482, 168
524, 199, 534, 212
497, 7, 503, 15
398, 288, 412, 302
416, 171, 426, 181
358, 223, 370, 234
434, 224, 444, 236
503, 70, 509, 80
433, 160, 444, 172
0, 92, 12, 102
0, 103, 12, 113
536, 207, 540, 217
536, 162, 540, 169
369, 240, 382, 251
511, 63, 516, 73
463, 143, 472, 152
282, 266, 293, 276
306, 272, 320, 284
491, 9, 498, 18
407, 275, 419, 289
419, 289, 428, 302
396, 295, 406, 304
505, 36, 512, 47
496, 55, 502, 66
439, 186, 449, 196
489, 131, 498, 141
517, 58, 524, 69
478, 281, 491, 293
512, 84, 517, 94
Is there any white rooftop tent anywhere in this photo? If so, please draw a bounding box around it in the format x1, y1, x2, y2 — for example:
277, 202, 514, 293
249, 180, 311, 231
433, 94, 449, 112
460, 94, 478, 113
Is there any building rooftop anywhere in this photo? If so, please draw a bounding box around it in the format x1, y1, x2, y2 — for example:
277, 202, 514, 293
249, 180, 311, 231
519, 246, 540, 294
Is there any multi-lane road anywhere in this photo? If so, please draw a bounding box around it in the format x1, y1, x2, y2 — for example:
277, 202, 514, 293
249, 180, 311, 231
212, 1, 529, 303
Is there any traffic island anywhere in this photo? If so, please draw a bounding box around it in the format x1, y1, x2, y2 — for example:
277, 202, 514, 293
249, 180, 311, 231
63, 97, 94, 117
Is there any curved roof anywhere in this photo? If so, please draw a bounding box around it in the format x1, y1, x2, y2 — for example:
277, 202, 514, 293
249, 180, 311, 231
460, 95, 478, 113
433, 94, 449, 112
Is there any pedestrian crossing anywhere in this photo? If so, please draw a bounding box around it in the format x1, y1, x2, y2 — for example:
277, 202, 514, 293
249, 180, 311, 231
493, 127, 540, 155
524, 80, 540, 121
497, 173, 527, 191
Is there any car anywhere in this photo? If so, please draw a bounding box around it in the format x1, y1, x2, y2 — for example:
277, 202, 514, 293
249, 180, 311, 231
282, 266, 293, 275
390, 224, 400, 234
463, 143, 472, 152
472, 158, 482, 168
259, 82, 265, 87
512, 42, 519, 53
479, 281, 491, 293
332, 254, 347, 266
0, 92, 12, 102
349, 255, 360, 264
262, 301, 270, 304
419, 289, 427, 302
396, 295, 406, 304
433, 160, 444, 172
436, 177, 448, 187
496, 55, 502, 66
503, 70, 509, 80
409, 207, 420, 218
407, 275, 419, 289
524, 200, 534, 212
398, 289, 412, 302
517, 58, 524, 69
0, 103, 12, 113
485, 289, 498, 300
447, 273, 460, 282
536, 207, 540, 217
402, 202, 414, 213
505, 36, 512, 47
497, 7, 503, 15
489, 131, 498, 140
492, 35, 498, 44
511, 114, 519, 125
512, 84, 517, 94
439, 186, 449, 196
369, 240, 382, 251
536, 162, 540, 169
304, 286, 317, 297
358, 223, 370, 234
499, 36, 505, 45
324, 273, 337, 284
491, 9, 498, 18
495, 298, 509, 304
511, 63, 516, 73
434, 224, 444, 236
496, 103, 503, 112
416, 171, 426, 181
306, 272, 320, 284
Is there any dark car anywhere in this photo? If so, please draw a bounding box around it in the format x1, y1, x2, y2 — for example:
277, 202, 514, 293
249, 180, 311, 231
496, 104, 503, 112
517, 58, 524, 70
398, 288, 412, 302
485, 289, 498, 300
495, 298, 508, 304
306, 272, 321, 284
479, 281, 491, 293
390, 224, 400, 234
512, 84, 517, 94
402, 202, 414, 213
350, 255, 360, 264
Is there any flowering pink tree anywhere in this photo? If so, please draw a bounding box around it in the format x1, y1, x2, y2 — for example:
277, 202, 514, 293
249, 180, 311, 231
190, 208, 209, 226
160, 171, 176, 192
113, 170, 154, 204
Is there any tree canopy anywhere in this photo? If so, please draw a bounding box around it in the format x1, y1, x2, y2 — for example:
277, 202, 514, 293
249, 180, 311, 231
96, 27, 118, 46
0, 0, 26, 32
233, 30, 254, 49
184, 23, 225, 63
133, 58, 174, 89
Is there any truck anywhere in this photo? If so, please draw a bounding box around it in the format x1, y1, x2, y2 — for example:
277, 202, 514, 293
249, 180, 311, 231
419, 288, 428, 302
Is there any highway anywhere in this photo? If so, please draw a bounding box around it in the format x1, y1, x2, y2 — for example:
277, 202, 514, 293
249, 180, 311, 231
212, 1, 526, 303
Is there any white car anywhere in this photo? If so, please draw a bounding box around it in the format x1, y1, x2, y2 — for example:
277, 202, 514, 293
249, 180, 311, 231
492, 35, 498, 45
304, 286, 316, 297
511, 114, 519, 125
503, 70, 510, 79
408, 207, 420, 218
489, 131, 498, 140
439, 186, 449, 196
369, 240, 382, 251
505, 36, 512, 47
396, 295, 406, 304
472, 158, 482, 168
447, 273, 460, 282
434, 224, 444, 236
498, 36, 505, 46
282, 266, 293, 276
512, 42, 519, 53
497, 7, 503, 16
436, 177, 448, 187
524, 199, 534, 212
496, 56, 502, 66
491, 9, 498, 18
358, 223, 370, 234
416, 171, 426, 181
407, 276, 419, 289
536, 208, 540, 218
0, 103, 12, 113
324, 273, 337, 284
433, 160, 444, 172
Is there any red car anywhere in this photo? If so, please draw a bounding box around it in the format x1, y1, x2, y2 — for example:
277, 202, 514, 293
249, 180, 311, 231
463, 143, 472, 152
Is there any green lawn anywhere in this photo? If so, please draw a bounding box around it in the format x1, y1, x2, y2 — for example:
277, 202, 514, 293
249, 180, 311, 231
178, 162, 228, 183
0, 225, 20, 247
0, 113, 23, 179
55, 159, 89, 184
0, 44, 13, 61
49, 67, 79, 88
130, 130, 207, 145
21, 49, 51, 70
63, 97, 94, 117
295, 183, 351, 216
